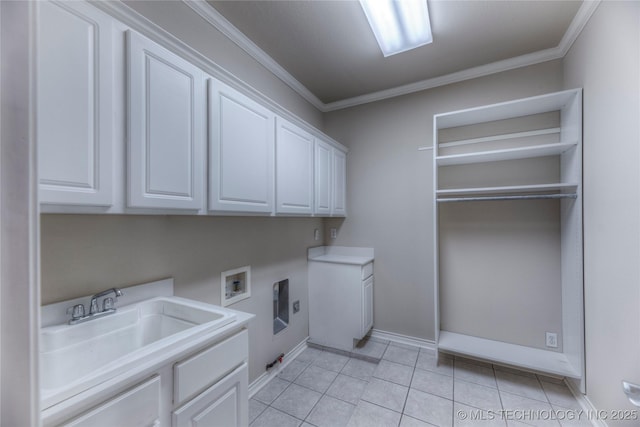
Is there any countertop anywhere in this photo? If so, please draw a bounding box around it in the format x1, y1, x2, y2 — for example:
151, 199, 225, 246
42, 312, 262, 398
308, 246, 374, 266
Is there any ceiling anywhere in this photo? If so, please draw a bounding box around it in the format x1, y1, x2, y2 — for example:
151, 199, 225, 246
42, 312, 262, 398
204, 0, 587, 109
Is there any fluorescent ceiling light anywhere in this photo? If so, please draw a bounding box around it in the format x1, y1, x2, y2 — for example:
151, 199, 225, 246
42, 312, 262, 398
359, 0, 433, 57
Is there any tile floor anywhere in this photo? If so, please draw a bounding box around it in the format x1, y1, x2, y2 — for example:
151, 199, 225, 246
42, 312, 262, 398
249, 339, 590, 427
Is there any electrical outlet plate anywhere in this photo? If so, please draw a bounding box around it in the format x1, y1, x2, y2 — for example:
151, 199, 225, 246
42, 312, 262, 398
545, 332, 558, 348
330, 228, 337, 239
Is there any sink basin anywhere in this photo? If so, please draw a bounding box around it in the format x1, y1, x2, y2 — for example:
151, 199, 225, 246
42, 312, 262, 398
40, 296, 236, 406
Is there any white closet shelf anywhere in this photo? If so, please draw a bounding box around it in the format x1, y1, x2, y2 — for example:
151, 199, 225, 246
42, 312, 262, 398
435, 89, 580, 129
438, 331, 581, 378
436, 142, 577, 166
438, 127, 560, 149
436, 183, 579, 197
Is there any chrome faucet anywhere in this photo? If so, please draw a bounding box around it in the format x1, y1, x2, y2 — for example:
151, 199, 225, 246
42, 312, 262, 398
89, 288, 123, 315
67, 287, 123, 325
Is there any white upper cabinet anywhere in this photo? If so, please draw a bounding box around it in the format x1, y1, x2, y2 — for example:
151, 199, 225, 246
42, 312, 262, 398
127, 31, 206, 211
37, 1, 113, 207
332, 148, 347, 216
314, 139, 347, 217
208, 78, 275, 214
314, 139, 332, 216
36, 1, 346, 217
275, 118, 314, 215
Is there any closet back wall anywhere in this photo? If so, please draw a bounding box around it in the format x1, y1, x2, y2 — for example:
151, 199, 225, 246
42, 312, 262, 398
324, 60, 564, 342
41, 215, 321, 383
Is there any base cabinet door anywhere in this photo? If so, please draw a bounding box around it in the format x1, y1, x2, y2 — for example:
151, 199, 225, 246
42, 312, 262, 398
173, 363, 248, 427
37, 0, 113, 207
61, 376, 161, 427
127, 30, 206, 211
362, 275, 374, 337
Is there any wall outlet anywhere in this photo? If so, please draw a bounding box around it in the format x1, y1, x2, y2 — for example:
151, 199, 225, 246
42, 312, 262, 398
314, 228, 320, 241
545, 332, 558, 348
293, 300, 300, 314
330, 228, 337, 239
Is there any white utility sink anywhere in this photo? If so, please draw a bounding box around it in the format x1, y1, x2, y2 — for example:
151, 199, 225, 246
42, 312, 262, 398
40, 296, 236, 408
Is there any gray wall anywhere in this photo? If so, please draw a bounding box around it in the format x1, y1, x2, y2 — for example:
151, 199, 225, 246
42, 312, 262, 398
563, 1, 640, 418
324, 60, 564, 342
39, 0, 327, 385
41, 215, 323, 383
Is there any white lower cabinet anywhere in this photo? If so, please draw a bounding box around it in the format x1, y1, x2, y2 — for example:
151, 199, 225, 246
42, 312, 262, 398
308, 247, 374, 352
47, 329, 249, 427
61, 376, 161, 427
173, 364, 248, 427
362, 275, 374, 338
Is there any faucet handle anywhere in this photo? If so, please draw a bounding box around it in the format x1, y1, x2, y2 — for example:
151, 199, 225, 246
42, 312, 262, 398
89, 298, 99, 315
103, 297, 115, 311
67, 304, 85, 321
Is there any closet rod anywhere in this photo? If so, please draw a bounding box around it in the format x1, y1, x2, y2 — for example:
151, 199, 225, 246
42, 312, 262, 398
437, 193, 577, 203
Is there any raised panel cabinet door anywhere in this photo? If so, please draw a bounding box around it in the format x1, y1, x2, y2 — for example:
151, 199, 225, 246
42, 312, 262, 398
362, 276, 374, 338
127, 31, 205, 210
332, 149, 347, 216
314, 139, 332, 216
275, 118, 314, 215
37, 1, 113, 206
173, 363, 248, 427
209, 79, 275, 214
62, 376, 161, 427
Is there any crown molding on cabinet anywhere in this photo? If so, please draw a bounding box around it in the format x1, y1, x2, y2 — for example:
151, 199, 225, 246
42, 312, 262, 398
90, 0, 346, 152
183, 0, 601, 113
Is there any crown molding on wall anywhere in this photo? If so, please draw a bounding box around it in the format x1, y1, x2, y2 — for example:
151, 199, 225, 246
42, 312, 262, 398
324, 0, 601, 112
184, 0, 601, 113
558, 0, 601, 57
323, 46, 566, 111
90, 0, 346, 152
183, 0, 326, 112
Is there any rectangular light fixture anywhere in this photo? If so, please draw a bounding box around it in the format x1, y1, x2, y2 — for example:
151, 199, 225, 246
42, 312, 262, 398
359, 0, 433, 57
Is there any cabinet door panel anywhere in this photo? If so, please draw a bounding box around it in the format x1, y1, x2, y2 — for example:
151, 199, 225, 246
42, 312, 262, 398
37, 1, 113, 206
314, 139, 332, 216
276, 118, 314, 214
173, 363, 248, 427
127, 31, 205, 210
209, 79, 274, 213
362, 276, 374, 338
332, 149, 347, 216
62, 376, 161, 427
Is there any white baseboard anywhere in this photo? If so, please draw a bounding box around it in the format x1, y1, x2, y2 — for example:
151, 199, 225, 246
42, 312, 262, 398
248, 337, 309, 398
566, 380, 607, 427
369, 329, 436, 350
